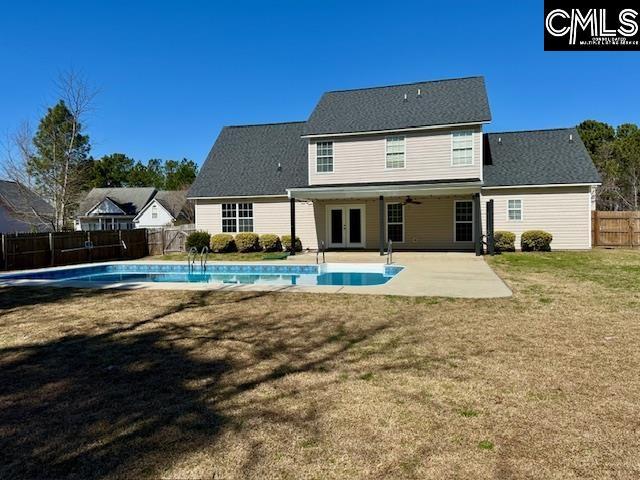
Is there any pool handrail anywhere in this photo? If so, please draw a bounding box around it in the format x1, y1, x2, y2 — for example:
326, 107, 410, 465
316, 240, 326, 264
187, 247, 198, 272
200, 246, 209, 271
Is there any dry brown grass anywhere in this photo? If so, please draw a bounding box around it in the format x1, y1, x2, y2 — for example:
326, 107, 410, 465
1, 250, 639, 479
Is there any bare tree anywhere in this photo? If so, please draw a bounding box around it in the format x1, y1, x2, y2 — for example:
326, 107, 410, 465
179, 185, 195, 224
1, 123, 56, 230
2, 70, 98, 231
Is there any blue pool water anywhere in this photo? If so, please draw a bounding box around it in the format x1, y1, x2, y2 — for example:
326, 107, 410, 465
2, 263, 404, 287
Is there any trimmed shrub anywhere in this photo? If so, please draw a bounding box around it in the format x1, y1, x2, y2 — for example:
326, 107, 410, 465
521, 230, 553, 252
185, 231, 210, 252
210, 233, 235, 253
281, 235, 302, 252
235, 232, 260, 252
259, 234, 281, 252
494, 231, 516, 253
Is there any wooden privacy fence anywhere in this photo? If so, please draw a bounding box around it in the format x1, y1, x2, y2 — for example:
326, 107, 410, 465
1, 229, 148, 271
147, 224, 195, 256
592, 211, 640, 248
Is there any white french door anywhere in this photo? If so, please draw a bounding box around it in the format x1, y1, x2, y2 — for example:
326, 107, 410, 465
326, 205, 365, 248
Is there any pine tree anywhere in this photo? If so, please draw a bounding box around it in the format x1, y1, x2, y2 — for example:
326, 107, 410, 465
28, 100, 91, 229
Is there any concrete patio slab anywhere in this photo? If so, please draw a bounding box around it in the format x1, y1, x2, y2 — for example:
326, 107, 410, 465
1, 252, 512, 298
287, 251, 512, 298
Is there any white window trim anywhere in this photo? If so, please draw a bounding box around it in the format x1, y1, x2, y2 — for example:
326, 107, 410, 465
221, 203, 254, 233
87, 197, 126, 216
385, 202, 405, 244
451, 131, 475, 167
507, 198, 524, 222
325, 204, 367, 248
453, 199, 474, 243
385, 135, 406, 170
316, 141, 334, 174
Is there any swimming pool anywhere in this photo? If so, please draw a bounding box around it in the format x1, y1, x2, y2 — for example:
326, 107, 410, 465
1, 263, 404, 287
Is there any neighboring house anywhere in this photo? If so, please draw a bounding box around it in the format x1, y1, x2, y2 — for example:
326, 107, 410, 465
188, 76, 601, 251
133, 190, 192, 228
75, 188, 191, 231
0, 180, 53, 233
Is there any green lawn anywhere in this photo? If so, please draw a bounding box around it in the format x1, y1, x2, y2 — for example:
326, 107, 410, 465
489, 248, 640, 290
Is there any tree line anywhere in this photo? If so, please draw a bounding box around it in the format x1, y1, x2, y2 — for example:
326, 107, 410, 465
2, 72, 197, 230
577, 120, 640, 211
90, 154, 197, 190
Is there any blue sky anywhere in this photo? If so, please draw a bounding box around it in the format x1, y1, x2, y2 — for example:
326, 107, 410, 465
1, 1, 638, 166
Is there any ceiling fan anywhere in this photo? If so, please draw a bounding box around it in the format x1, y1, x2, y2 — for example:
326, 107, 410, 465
402, 196, 422, 205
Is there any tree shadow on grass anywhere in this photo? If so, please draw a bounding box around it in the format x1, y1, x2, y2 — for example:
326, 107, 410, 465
0, 324, 229, 479
0, 285, 129, 312
0, 287, 435, 479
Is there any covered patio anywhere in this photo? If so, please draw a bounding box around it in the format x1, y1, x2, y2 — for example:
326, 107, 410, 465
287, 180, 486, 255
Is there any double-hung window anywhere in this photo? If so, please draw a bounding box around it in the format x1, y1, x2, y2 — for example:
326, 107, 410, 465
508, 199, 523, 221
316, 142, 333, 173
454, 200, 473, 242
222, 203, 254, 232
386, 136, 405, 169
452, 131, 474, 166
387, 203, 404, 243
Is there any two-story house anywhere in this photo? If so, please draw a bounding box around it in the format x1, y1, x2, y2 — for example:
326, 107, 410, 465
188, 77, 601, 252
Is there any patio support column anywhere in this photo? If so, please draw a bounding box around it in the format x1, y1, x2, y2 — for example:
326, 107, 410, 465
290, 197, 296, 256
378, 195, 385, 256
486, 199, 495, 256
473, 193, 482, 256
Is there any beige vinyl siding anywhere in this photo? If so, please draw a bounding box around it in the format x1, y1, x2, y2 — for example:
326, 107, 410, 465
481, 186, 592, 250
308, 127, 482, 186
195, 198, 318, 250
313, 196, 475, 250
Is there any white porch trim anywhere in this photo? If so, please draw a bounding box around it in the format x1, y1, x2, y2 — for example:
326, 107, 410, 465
482, 183, 600, 190
287, 181, 481, 200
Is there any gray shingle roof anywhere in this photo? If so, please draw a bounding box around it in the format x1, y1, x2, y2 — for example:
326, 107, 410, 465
188, 122, 308, 198
303, 77, 491, 136
0, 180, 53, 216
153, 190, 188, 218
483, 128, 602, 187
77, 187, 157, 216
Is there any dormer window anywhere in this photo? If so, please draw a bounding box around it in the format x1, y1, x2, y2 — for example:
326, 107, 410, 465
452, 131, 474, 166
316, 142, 333, 173
386, 136, 405, 169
